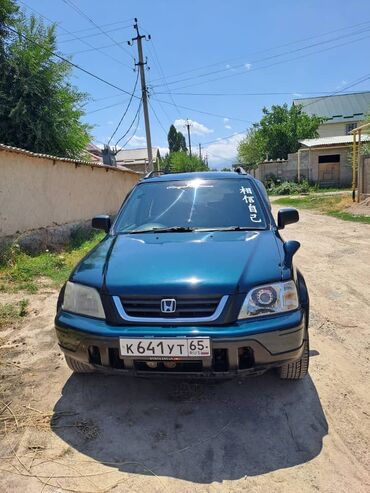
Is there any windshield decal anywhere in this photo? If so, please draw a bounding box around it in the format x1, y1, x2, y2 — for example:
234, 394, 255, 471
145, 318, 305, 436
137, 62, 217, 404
240, 186, 262, 223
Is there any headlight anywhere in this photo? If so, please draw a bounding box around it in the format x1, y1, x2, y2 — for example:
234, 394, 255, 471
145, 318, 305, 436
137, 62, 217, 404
62, 282, 105, 319
238, 280, 299, 319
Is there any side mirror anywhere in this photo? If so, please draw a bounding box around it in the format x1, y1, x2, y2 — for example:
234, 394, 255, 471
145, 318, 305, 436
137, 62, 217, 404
277, 208, 299, 229
92, 215, 111, 233
283, 240, 300, 269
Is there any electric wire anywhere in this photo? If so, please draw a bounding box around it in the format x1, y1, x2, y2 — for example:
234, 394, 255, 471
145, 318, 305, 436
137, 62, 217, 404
61, 0, 134, 59
118, 107, 142, 149
4, 24, 141, 98
150, 19, 370, 85
19, 0, 133, 69
115, 99, 143, 147
108, 70, 139, 145
152, 26, 370, 90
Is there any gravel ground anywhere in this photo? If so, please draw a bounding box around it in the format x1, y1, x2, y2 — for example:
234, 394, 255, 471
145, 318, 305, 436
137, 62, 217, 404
0, 205, 369, 493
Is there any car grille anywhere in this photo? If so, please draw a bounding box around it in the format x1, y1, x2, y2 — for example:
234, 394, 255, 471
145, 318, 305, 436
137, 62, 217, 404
119, 296, 222, 319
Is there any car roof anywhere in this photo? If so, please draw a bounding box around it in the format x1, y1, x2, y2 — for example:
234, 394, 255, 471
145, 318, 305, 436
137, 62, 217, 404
142, 171, 255, 183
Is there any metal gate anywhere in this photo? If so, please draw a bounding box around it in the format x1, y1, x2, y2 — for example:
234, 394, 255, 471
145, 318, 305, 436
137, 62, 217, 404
318, 162, 340, 186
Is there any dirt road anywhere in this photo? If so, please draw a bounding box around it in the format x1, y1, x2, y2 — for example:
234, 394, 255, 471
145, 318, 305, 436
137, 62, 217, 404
1, 206, 369, 493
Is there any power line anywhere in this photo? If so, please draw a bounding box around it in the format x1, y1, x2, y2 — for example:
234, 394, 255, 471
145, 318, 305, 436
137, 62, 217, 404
61, 0, 134, 59
86, 100, 129, 114
301, 73, 370, 108
152, 26, 370, 90
108, 71, 139, 145
151, 96, 254, 123
115, 99, 143, 147
4, 24, 141, 98
19, 0, 133, 69
118, 107, 142, 149
59, 25, 132, 43
150, 19, 370, 85
164, 32, 370, 92
154, 90, 362, 97
57, 18, 134, 38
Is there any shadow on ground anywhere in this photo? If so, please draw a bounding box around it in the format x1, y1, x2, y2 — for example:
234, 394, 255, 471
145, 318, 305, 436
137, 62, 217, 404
52, 372, 327, 483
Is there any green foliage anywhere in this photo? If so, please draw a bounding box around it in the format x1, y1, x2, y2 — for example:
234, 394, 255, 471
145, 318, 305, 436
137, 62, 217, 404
237, 128, 265, 171
167, 124, 187, 153
238, 103, 323, 166
268, 179, 312, 195
160, 151, 209, 173
0, 2, 91, 158
0, 231, 104, 292
273, 194, 370, 224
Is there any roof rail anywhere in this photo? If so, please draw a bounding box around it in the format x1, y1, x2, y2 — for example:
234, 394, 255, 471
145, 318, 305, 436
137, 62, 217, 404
234, 166, 247, 175
143, 169, 166, 179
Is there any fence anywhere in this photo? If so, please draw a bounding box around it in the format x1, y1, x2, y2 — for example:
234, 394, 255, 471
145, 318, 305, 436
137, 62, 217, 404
0, 144, 140, 238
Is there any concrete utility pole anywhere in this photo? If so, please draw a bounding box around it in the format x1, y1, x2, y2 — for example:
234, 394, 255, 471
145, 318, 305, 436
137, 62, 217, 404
129, 19, 153, 172
185, 119, 192, 157
198, 143, 202, 159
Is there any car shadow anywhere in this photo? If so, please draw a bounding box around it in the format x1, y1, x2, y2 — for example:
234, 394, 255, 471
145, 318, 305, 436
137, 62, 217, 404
51, 371, 328, 483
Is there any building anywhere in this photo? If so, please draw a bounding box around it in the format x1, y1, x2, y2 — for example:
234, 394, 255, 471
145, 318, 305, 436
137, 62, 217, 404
86, 143, 103, 163
293, 91, 370, 138
256, 92, 370, 186
115, 147, 161, 173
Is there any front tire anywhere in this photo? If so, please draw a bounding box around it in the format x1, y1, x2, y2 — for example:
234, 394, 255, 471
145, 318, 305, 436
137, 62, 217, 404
278, 336, 309, 380
65, 355, 94, 373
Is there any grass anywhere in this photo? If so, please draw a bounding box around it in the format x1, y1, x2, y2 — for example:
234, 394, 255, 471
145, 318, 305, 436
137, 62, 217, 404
0, 231, 105, 294
0, 299, 29, 328
274, 194, 370, 224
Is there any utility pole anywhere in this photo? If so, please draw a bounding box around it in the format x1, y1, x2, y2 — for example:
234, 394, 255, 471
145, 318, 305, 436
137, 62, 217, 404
198, 143, 202, 160
185, 119, 192, 157
129, 19, 153, 172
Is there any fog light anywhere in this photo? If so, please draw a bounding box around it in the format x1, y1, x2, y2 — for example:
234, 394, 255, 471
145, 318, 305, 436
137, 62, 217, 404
163, 361, 176, 369
146, 361, 158, 369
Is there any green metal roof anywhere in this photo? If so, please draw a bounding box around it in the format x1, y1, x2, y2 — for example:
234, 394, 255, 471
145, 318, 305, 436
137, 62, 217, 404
293, 91, 370, 123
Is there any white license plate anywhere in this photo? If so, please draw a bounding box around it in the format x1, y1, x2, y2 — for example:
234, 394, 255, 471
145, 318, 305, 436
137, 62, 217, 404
119, 337, 211, 358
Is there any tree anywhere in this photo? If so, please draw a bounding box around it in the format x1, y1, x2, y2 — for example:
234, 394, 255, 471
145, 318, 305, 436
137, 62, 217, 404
0, 2, 91, 158
160, 151, 208, 173
237, 128, 265, 171
238, 103, 323, 166
167, 124, 187, 153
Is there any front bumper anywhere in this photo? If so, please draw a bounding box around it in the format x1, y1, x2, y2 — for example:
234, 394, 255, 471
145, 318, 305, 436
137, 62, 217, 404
55, 309, 306, 377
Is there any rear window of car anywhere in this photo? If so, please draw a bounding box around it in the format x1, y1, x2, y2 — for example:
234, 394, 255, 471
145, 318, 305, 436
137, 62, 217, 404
114, 178, 268, 233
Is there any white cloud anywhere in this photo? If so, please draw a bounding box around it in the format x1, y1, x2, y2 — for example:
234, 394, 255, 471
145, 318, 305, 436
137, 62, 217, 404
174, 119, 213, 136
204, 133, 244, 167
107, 120, 114, 125
292, 92, 302, 97
225, 64, 231, 69
336, 80, 347, 89
223, 117, 229, 123
244, 63, 252, 70
126, 135, 146, 147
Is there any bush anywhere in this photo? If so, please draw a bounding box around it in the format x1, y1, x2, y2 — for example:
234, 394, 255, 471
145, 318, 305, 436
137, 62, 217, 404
268, 179, 312, 195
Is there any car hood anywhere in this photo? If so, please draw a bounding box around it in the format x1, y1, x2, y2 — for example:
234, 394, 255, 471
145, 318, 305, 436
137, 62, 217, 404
72, 230, 284, 296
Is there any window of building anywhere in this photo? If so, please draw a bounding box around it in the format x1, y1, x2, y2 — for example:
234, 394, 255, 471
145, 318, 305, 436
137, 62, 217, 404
318, 154, 340, 163
345, 122, 357, 135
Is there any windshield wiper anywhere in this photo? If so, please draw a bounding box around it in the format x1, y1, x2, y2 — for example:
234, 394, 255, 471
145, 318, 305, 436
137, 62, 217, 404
124, 226, 195, 234
194, 226, 255, 232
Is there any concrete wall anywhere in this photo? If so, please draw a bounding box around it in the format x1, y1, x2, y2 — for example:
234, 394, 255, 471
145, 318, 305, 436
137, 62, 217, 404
305, 147, 352, 186
318, 120, 363, 138
255, 154, 309, 183
0, 147, 140, 237
255, 147, 352, 186
359, 156, 370, 198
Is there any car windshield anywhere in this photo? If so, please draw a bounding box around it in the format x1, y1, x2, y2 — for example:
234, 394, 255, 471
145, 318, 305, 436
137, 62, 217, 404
114, 178, 268, 233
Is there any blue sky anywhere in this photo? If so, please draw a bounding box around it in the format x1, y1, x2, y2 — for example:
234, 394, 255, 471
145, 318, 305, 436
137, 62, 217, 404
22, 0, 370, 167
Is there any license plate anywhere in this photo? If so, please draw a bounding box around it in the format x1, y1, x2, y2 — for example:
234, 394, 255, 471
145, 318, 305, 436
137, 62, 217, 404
119, 337, 211, 359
